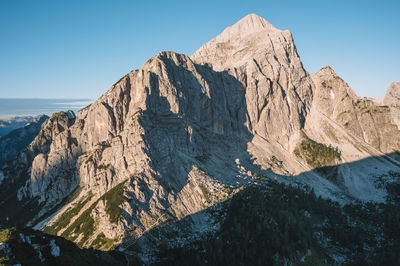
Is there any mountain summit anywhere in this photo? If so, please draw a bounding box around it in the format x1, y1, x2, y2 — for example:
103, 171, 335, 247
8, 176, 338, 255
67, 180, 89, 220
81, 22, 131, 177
192, 13, 287, 71
207, 13, 279, 43
1, 14, 400, 264
193, 13, 312, 149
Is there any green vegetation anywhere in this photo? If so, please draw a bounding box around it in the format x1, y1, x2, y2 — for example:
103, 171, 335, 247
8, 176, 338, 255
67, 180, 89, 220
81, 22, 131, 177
85, 155, 93, 164
0, 227, 134, 265
92, 233, 118, 251
0, 227, 40, 265
50, 112, 66, 123
44, 191, 93, 235
156, 180, 400, 265
97, 163, 110, 170
100, 180, 127, 224
297, 252, 326, 266
195, 154, 209, 163
294, 136, 340, 168
61, 181, 127, 248
199, 184, 211, 202
0, 227, 15, 243
321, 81, 332, 89
61, 198, 97, 248
156, 182, 328, 265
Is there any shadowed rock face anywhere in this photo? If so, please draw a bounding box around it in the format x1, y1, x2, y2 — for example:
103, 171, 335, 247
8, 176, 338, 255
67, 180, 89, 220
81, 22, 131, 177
1, 13, 400, 254
0, 115, 48, 168
192, 13, 313, 148
0, 116, 39, 137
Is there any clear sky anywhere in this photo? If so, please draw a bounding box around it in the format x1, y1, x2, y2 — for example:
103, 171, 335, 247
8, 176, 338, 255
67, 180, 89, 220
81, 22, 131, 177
0, 0, 399, 99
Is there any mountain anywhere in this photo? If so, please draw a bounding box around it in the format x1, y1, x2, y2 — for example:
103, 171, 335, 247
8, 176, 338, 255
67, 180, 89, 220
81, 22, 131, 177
192, 13, 313, 148
0, 115, 48, 168
0, 116, 39, 137
0, 227, 139, 265
383, 82, 400, 129
1, 14, 400, 265
310, 68, 400, 155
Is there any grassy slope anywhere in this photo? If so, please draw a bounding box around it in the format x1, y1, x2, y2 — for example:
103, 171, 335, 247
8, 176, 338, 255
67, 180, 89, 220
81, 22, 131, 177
0, 227, 139, 266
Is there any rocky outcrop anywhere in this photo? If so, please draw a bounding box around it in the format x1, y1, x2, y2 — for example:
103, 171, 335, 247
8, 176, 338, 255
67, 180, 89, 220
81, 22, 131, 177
309, 66, 400, 154
383, 82, 400, 129
1, 13, 400, 255
192, 13, 313, 148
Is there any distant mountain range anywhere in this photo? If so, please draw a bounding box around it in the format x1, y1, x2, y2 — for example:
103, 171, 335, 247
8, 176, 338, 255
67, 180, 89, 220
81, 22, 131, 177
1, 14, 400, 265
0, 115, 48, 168
0, 116, 39, 136
0, 98, 92, 118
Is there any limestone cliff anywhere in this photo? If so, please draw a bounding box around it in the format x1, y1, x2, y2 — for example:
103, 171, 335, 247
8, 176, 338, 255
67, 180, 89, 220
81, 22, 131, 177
309, 66, 400, 154
383, 82, 400, 129
192, 13, 313, 148
0, 14, 399, 257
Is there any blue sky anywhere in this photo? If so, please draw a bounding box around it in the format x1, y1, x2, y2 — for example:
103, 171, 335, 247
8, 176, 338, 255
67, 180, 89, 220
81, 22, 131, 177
0, 0, 399, 99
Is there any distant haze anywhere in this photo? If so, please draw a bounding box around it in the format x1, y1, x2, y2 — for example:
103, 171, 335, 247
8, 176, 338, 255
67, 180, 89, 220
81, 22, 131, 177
0, 98, 92, 118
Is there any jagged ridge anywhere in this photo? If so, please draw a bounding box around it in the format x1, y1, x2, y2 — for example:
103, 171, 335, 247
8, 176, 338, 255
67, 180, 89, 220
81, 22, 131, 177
0, 14, 399, 263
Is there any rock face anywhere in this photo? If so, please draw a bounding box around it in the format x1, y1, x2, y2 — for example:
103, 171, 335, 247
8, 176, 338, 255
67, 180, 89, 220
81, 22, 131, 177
192, 13, 313, 148
0, 13, 400, 258
383, 82, 400, 129
302, 67, 400, 201
0, 115, 48, 168
309, 67, 400, 154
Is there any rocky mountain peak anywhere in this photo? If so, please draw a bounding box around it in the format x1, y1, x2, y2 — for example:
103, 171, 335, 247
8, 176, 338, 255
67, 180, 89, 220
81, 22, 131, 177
312, 66, 357, 99
191, 14, 288, 71
218, 13, 279, 40
310, 67, 400, 154
383, 82, 400, 128
384, 82, 400, 104
192, 14, 312, 148
2, 14, 400, 264
318, 65, 337, 76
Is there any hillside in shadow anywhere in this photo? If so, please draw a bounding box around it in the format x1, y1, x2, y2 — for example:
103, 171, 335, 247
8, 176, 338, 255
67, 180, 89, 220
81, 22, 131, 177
128, 153, 400, 265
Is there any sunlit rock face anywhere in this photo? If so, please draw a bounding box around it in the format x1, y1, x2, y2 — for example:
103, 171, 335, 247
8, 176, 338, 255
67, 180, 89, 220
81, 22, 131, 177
1, 14, 400, 254
309, 67, 400, 154
192, 13, 314, 148
383, 82, 400, 129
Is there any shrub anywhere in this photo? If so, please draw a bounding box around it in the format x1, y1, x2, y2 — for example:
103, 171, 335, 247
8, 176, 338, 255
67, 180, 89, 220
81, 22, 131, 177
294, 136, 340, 168
61, 180, 127, 248
92, 233, 117, 251
97, 164, 110, 170
85, 155, 93, 164
0, 227, 15, 242
61, 200, 96, 248
100, 180, 127, 224
199, 184, 210, 202
50, 112, 66, 123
